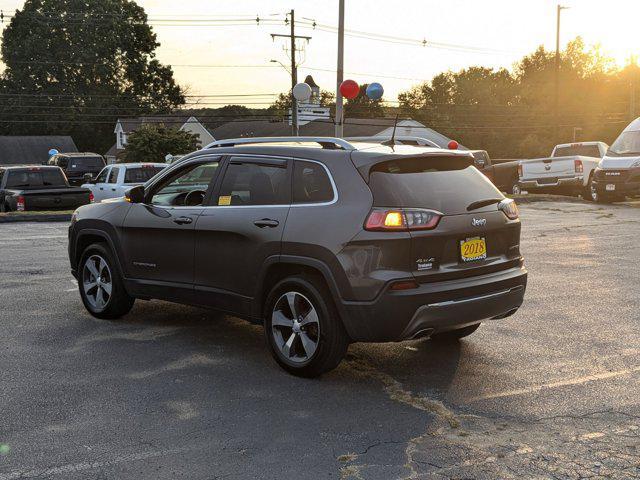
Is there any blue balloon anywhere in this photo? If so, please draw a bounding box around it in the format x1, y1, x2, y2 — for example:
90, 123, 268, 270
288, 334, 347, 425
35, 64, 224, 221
366, 82, 384, 100
48, 149, 59, 157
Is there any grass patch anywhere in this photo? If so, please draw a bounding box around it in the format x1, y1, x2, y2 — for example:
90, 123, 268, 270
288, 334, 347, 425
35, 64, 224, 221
0, 210, 74, 217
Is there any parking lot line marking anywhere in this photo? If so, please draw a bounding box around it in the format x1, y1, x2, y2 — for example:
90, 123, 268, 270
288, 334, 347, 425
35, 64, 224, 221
467, 365, 640, 402
0, 446, 196, 479
0, 235, 67, 243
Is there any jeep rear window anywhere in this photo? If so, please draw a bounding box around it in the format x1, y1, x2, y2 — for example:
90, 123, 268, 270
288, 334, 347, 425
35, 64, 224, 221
367, 156, 502, 215
69, 157, 105, 169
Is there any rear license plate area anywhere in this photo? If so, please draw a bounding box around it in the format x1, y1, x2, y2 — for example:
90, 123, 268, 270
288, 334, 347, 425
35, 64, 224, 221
606, 184, 616, 191
460, 237, 487, 262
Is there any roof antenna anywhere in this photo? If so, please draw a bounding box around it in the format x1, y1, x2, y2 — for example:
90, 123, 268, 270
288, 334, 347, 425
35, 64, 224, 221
382, 114, 399, 148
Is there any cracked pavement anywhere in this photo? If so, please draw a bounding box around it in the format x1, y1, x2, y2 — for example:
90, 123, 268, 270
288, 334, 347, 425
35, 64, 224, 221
0, 200, 639, 479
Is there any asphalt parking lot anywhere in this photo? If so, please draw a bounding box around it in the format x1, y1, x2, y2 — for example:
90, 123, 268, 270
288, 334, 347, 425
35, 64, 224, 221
0, 201, 639, 479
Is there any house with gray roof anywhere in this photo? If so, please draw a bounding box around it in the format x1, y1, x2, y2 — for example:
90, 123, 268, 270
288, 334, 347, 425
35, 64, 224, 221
0, 136, 78, 166
106, 116, 214, 163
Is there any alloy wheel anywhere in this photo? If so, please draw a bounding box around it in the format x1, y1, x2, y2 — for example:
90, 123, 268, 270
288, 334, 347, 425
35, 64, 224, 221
271, 291, 320, 364
82, 254, 112, 310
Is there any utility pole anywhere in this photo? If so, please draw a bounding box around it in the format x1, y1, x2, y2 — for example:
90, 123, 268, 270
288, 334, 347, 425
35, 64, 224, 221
630, 55, 638, 121
271, 10, 311, 136
335, 0, 345, 138
555, 5, 568, 144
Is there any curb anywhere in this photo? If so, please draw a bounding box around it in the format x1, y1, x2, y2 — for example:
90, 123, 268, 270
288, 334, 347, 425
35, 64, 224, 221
0, 213, 72, 223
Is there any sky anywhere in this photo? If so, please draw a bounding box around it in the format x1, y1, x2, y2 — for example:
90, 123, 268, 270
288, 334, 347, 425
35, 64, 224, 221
1, 0, 639, 106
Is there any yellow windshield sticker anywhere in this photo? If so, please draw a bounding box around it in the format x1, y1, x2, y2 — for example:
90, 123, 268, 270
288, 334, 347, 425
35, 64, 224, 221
218, 195, 231, 206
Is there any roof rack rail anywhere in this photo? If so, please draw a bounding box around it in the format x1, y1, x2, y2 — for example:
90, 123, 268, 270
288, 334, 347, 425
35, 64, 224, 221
205, 137, 356, 150
345, 136, 441, 148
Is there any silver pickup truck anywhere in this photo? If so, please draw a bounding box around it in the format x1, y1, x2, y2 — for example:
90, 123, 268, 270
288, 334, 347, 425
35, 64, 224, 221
518, 142, 608, 200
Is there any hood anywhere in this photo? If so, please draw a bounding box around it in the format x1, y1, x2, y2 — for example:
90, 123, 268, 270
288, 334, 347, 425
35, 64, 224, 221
600, 155, 640, 169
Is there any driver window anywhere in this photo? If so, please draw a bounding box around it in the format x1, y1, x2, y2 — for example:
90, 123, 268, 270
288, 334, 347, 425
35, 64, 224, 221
94, 168, 109, 184
151, 161, 219, 207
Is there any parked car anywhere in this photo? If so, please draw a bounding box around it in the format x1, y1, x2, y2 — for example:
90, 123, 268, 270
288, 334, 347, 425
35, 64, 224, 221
592, 118, 640, 202
48, 152, 106, 186
518, 142, 608, 199
468, 150, 520, 194
0, 165, 92, 212
82, 163, 167, 202
68, 136, 527, 377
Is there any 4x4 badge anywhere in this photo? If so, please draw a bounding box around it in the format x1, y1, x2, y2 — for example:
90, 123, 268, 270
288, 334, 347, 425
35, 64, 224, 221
472, 218, 487, 227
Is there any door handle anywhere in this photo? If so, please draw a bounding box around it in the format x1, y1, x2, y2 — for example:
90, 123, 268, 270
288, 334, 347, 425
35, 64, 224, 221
173, 216, 193, 225
254, 218, 279, 228
111, 188, 116, 191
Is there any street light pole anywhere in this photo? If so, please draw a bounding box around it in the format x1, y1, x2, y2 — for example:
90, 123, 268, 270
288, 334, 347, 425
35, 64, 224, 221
335, 0, 345, 138
555, 5, 568, 144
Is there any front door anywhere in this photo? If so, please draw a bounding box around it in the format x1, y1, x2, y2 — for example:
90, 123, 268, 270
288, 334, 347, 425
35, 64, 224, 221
92, 167, 110, 202
120, 157, 222, 298
194, 156, 291, 315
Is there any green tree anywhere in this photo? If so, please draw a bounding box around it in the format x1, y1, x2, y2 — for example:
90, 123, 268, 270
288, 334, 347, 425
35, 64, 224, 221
0, 0, 185, 152
122, 124, 199, 163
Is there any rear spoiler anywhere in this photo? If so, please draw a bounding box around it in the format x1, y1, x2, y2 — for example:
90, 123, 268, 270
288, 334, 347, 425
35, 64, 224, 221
352, 152, 475, 181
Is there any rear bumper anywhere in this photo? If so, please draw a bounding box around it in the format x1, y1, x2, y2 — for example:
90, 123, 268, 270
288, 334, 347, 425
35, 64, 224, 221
340, 265, 527, 342
519, 176, 582, 190
592, 180, 640, 196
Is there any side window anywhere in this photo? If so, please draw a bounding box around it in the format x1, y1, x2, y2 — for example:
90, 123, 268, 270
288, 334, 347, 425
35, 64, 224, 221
108, 167, 120, 184
292, 161, 334, 204
57, 157, 69, 169
94, 168, 109, 184
151, 161, 219, 207
0, 169, 4, 187
217, 160, 288, 206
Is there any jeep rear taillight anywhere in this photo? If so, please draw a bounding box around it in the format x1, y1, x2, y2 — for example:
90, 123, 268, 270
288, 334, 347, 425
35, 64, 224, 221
498, 199, 519, 220
16, 195, 25, 211
364, 208, 442, 232
574, 159, 583, 173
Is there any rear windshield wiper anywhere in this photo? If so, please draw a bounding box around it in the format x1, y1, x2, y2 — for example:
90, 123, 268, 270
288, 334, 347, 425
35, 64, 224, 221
467, 198, 503, 211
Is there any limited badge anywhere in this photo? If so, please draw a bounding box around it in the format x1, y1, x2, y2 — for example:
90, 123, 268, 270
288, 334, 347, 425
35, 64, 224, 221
218, 195, 231, 206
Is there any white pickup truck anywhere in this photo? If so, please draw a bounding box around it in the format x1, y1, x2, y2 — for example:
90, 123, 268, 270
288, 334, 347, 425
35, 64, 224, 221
517, 142, 608, 200
82, 163, 167, 202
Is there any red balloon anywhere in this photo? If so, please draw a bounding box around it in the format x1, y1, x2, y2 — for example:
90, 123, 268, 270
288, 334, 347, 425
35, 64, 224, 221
340, 79, 360, 100
447, 140, 459, 150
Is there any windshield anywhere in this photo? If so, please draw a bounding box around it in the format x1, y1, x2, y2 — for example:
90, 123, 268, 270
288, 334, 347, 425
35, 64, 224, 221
554, 145, 602, 158
608, 131, 640, 157
6, 169, 67, 188
124, 166, 165, 184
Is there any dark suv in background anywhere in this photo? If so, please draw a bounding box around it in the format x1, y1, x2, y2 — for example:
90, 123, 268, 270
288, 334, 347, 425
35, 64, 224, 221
49, 152, 106, 186
68, 137, 527, 377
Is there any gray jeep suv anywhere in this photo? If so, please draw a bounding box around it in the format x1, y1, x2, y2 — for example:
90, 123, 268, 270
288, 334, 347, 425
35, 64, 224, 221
68, 137, 527, 377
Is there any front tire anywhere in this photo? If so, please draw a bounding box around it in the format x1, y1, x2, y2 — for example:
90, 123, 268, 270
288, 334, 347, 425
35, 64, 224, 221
585, 175, 598, 202
78, 243, 134, 319
511, 183, 522, 195
431, 323, 480, 342
264, 275, 349, 378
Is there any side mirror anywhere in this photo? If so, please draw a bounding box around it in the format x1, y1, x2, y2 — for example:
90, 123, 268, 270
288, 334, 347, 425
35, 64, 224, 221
125, 185, 145, 204
83, 173, 94, 183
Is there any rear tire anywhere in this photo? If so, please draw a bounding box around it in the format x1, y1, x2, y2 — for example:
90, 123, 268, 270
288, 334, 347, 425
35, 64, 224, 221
264, 275, 349, 378
511, 183, 522, 195
78, 243, 134, 319
431, 323, 480, 342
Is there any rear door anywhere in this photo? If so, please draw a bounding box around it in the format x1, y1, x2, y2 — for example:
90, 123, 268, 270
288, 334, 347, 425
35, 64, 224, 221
193, 156, 291, 314
365, 156, 521, 283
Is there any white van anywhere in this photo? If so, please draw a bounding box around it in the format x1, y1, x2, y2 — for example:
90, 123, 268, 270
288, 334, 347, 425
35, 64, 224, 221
592, 118, 640, 202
